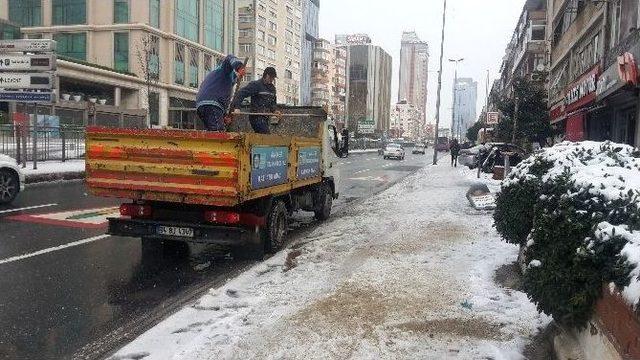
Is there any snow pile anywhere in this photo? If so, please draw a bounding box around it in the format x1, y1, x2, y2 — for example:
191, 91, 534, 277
506, 141, 640, 203
110, 164, 549, 360
21, 159, 85, 176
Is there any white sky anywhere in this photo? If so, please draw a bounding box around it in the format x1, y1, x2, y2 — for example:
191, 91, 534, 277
319, 0, 526, 126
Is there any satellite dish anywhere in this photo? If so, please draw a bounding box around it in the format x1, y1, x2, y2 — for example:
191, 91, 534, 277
536, 64, 546, 72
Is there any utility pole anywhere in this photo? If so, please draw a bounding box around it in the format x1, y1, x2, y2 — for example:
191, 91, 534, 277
432, 0, 448, 166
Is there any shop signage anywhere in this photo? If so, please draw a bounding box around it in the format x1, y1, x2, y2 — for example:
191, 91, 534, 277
0, 91, 55, 103
486, 112, 499, 125
0, 73, 53, 89
563, 66, 599, 113
0, 55, 56, 71
0, 39, 56, 53
596, 52, 640, 101
617, 52, 638, 85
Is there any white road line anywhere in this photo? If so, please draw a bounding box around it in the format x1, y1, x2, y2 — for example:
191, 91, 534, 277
0, 234, 110, 265
0, 203, 57, 215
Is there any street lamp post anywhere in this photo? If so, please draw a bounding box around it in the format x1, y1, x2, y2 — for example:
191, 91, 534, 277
432, 0, 448, 166
449, 58, 464, 141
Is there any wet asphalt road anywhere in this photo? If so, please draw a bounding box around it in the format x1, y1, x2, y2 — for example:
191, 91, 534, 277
0, 151, 432, 360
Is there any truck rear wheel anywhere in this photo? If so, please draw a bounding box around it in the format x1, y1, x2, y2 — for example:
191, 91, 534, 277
314, 183, 333, 221
264, 200, 288, 253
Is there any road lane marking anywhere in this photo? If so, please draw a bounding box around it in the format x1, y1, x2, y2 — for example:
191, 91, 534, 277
353, 169, 371, 175
7, 206, 119, 229
0, 234, 111, 265
0, 203, 57, 215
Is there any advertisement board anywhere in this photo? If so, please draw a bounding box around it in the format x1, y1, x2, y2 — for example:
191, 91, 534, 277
250, 146, 289, 189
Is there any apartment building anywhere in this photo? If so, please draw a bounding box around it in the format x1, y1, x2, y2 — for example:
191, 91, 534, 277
236, 0, 303, 106
452, 77, 478, 139
299, 0, 318, 106
391, 99, 422, 140
310, 38, 346, 127
0, 0, 237, 128
398, 31, 429, 124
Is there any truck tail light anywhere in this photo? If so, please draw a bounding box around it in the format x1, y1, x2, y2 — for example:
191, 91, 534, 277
204, 210, 241, 224
120, 203, 152, 218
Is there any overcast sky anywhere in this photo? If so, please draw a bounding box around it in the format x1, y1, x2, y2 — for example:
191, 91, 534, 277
319, 0, 525, 126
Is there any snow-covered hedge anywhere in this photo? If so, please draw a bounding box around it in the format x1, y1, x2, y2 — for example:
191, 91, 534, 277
494, 141, 640, 327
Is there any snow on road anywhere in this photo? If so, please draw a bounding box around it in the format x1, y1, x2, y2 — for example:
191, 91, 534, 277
111, 163, 549, 360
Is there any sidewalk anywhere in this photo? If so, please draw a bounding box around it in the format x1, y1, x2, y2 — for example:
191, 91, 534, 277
111, 163, 549, 360
20, 160, 85, 183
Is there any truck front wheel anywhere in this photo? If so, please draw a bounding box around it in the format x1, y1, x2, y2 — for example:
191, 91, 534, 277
264, 200, 288, 253
314, 183, 333, 221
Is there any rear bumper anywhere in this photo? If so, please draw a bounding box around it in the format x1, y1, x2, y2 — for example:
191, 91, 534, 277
108, 218, 258, 246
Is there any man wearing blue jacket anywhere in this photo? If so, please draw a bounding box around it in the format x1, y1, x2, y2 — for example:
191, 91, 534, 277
230, 67, 279, 134
196, 55, 245, 131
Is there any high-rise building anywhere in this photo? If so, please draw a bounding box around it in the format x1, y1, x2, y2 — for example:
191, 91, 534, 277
452, 78, 478, 139
310, 39, 346, 128
344, 42, 392, 136
391, 100, 423, 140
330, 45, 347, 129
237, 0, 303, 106
398, 31, 428, 123
0, 0, 237, 128
300, 0, 319, 106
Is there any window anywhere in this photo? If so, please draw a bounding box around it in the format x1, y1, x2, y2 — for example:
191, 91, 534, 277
149, 35, 160, 79
240, 43, 252, 53
258, 2, 266, 11
54, 33, 86, 60
175, 43, 186, 85
257, 45, 265, 55
268, 35, 277, 46
114, 0, 129, 23
287, 17, 294, 27
8, 0, 42, 27
114, 32, 129, 72
269, 22, 277, 31
149, 0, 160, 28
189, 47, 199, 88
175, 0, 199, 42
258, 30, 266, 41
149, 92, 160, 126
285, 43, 292, 54
240, 15, 253, 23
285, 30, 293, 41
286, 5, 293, 14
204, 53, 213, 75
269, 10, 277, 18
53, 0, 86, 25
531, 25, 545, 41
258, 16, 267, 27
204, 0, 223, 51
268, 49, 276, 60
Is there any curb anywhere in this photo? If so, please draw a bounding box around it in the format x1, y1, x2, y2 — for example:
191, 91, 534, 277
25, 171, 86, 184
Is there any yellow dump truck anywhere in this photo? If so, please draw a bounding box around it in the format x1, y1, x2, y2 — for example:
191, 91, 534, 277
85, 107, 344, 259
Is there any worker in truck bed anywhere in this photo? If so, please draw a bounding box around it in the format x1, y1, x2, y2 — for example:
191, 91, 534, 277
230, 67, 280, 134
195, 54, 246, 131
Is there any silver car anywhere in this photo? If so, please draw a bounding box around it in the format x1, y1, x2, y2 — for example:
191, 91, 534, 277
383, 144, 405, 160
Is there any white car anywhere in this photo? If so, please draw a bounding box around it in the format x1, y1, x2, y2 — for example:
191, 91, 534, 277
0, 155, 25, 205
383, 144, 405, 160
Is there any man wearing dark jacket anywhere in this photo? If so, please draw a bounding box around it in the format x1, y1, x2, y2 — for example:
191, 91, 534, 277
196, 55, 245, 131
230, 67, 278, 134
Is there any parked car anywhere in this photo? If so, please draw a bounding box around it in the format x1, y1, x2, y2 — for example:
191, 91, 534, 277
459, 143, 527, 172
383, 143, 405, 160
0, 155, 25, 205
412, 143, 427, 154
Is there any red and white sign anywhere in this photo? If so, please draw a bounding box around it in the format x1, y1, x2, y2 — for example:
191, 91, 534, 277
617, 52, 639, 85
8, 207, 119, 229
564, 65, 599, 111
486, 112, 499, 125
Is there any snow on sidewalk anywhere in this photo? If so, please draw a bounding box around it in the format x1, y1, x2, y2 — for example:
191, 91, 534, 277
21, 159, 85, 176
111, 163, 549, 360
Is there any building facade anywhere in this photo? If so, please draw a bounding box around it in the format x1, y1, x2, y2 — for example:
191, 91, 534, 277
330, 44, 346, 129
310, 39, 346, 127
299, 0, 318, 106
237, 0, 303, 106
0, 0, 237, 128
342, 38, 392, 137
452, 78, 478, 140
390, 100, 422, 140
398, 31, 429, 124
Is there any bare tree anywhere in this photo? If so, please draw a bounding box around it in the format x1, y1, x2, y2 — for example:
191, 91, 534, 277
137, 33, 162, 127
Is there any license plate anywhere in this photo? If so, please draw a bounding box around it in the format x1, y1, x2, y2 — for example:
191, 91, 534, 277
157, 226, 194, 238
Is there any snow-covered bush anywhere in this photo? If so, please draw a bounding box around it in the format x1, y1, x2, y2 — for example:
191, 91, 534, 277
494, 141, 640, 327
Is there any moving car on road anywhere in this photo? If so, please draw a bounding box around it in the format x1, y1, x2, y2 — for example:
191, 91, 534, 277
383, 143, 405, 160
0, 155, 25, 205
412, 143, 427, 155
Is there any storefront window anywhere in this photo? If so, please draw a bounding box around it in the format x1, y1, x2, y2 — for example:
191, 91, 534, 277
53, 0, 86, 25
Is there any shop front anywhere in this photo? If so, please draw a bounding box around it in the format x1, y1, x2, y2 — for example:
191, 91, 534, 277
592, 50, 640, 146
551, 65, 600, 142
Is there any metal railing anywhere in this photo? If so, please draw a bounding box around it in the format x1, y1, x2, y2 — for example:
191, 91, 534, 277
0, 124, 85, 165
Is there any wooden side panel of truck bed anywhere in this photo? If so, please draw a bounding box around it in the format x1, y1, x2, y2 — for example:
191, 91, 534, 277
85, 127, 323, 207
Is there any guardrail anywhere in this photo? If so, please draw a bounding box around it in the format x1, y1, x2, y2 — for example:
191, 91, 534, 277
0, 124, 85, 166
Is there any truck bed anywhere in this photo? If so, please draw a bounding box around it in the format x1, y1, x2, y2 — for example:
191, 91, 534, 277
86, 127, 324, 207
